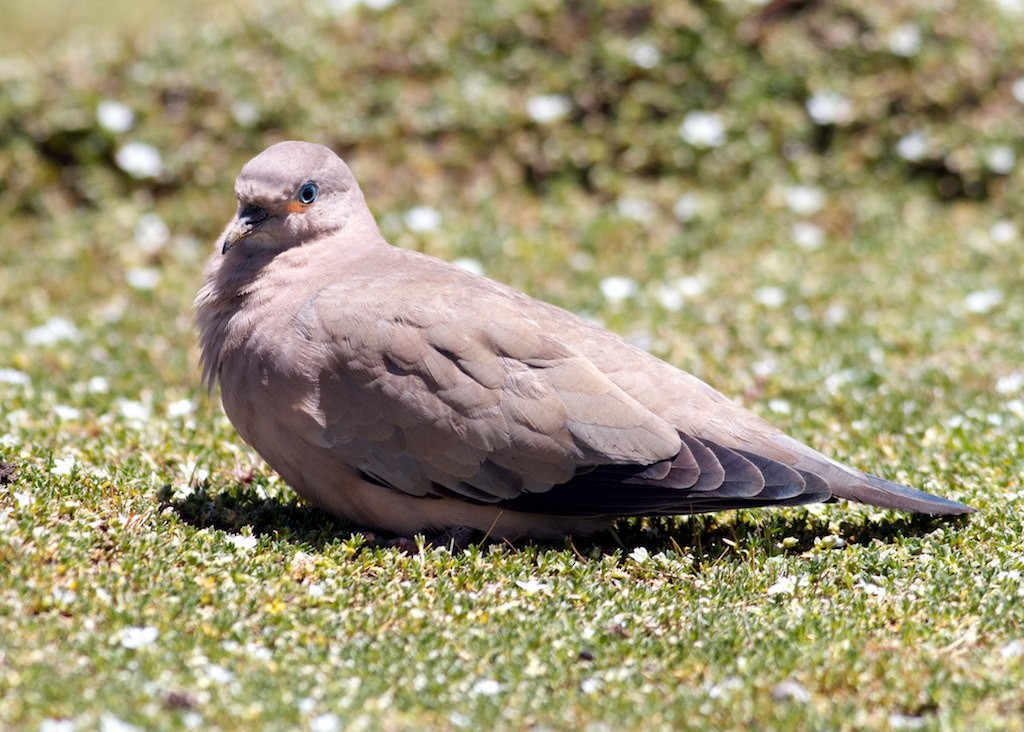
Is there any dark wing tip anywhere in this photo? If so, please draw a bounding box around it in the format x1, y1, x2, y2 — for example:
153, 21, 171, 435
838, 473, 976, 515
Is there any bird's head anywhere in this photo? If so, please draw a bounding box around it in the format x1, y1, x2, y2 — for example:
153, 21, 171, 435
219, 141, 361, 254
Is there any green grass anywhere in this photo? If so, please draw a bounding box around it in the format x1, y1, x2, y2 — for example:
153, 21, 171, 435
2, 1, 1024, 729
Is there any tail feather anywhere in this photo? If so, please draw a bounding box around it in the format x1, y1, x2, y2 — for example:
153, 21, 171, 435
772, 434, 974, 515
831, 472, 975, 515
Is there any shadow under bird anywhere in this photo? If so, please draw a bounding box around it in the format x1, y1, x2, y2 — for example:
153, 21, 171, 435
195, 141, 974, 540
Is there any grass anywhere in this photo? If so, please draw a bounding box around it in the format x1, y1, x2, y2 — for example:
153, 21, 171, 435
2, 1, 1024, 729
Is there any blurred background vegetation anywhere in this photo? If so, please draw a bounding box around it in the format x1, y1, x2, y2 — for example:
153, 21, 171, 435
4, 0, 1024, 216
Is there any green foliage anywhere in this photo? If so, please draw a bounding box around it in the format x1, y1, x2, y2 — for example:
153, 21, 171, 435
3, 0, 1023, 221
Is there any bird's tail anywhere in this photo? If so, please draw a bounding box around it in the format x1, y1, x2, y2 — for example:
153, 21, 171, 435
773, 434, 975, 515
831, 471, 975, 515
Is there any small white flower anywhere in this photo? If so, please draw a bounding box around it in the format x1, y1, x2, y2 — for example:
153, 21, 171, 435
231, 101, 260, 127
767, 576, 797, 595
39, 719, 76, 732
310, 713, 341, 732
768, 399, 791, 415
985, 145, 1016, 174
52, 456, 77, 476
167, 399, 196, 418
600, 276, 638, 304
171, 483, 197, 501
818, 535, 846, 550
126, 267, 160, 291
806, 91, 852, 125
177, 458, 206, 482
225, 534, 258, 551
896, 131, 929, 162
1013, 78, 1024, 104
945, 414, 965, 429
515, 578, 550, 595
675, 275, 706, 298
824, 303, 847, 327
204, 664, 235, 684
772, 678, 811, 703
581, 677, 602, 694
672, 193, 701, 222
752, 358, 778, 377
654, 284, 684, 312
999, 639, 1024, 659
783, 185, 825, 216
627, 41, 661, 69
97, 100, 135, 133
100, 715, 141, 732
526, 94, 570, 123
707, 676, 743, 699
25, 317, 82, 346
245, 644, 273, 662
115, 142, 163, 179
887, 24, 922, 57
754, 286, 786, 308
135, 213, 170, 254
629, 546, 650, 564
117, 625, 159, 650
888, 713, 927, 730
453, 258, 485, 276
117, 399, 152, 423
617, 197, 655, 222
992, 0, 1024, 15
855, 579, 887, 597
324, 0, 363, 13
990, 220, 1018, 244
791, 222, 824, 251
88, 376, 110, 393
679, 111, 726, 148
655, 276, 705, 312
404, 205, 441, 232
53, 405, 81, 421
825, 369, 856, 393
0, 368, 30, 387
51, 585, 77, 606
963, 288, 1004, 314
470, 679, 502, 697
996, 373, 1024, 395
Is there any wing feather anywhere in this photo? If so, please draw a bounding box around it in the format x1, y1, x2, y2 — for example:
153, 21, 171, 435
305, 281, 683, 501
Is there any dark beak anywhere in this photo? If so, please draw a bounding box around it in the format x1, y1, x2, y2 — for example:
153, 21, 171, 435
221, 205, 271, 254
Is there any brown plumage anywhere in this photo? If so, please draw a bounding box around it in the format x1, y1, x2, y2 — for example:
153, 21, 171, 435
195, 141, 974, 540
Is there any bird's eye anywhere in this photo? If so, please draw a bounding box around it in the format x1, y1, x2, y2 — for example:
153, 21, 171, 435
297, 182, 319, 205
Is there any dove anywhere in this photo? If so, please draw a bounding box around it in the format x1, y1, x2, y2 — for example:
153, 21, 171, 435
195, 141, 974, 540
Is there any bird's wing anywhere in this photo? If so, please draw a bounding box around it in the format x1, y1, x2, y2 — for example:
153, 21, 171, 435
299, 273, 692, 502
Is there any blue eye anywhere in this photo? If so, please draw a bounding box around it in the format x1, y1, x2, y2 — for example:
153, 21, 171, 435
298, 182, 318, 205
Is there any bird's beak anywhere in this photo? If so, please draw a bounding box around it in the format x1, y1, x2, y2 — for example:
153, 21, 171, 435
221, 205, 271, 254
